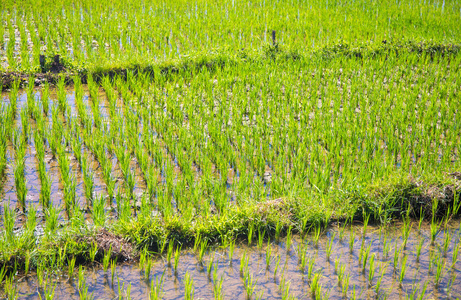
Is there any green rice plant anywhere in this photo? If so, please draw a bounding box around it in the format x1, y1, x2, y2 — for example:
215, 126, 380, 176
341, 274, 350, 298
13, 154, 27, 212
239, 251, 248, 277
44, 205, 60, 236
41, 81, 50, 116
447, 272, 457, 295
279, 273, 291, 300
228, 239, 235, 263
24, 250, 31, 276
111, 259, 117, 284
167, 242, 174, 266
4, 274, 18, 299
247, 223, 254, 246
325, 232, 335, 261
144, 257, 153, 281
368, 254, 376, 286
275, 220, 282, 241
174, 246, 181, 275
338, 222, 348, 241
257, 228, 265, 250
312, 225, 321, 248
83, 165, 94, 207
434, 256, 445, 288
103, 247, 112, 272
207, 253, 215, 276
285, 226, 293, 252
399, 255, 408, 287
243, 270, 257, 299
452, 241, 459, 267
349, 227, 355, 253
184, 272, 195, 300
310, 272, 322, 297
299, 248, 308, 273
212, 274, 224, 300
416, 238, 425, 262
374, 263, 388, 296
93, 194, 106, 227
416, 282, 428, 300
393, 245, 401, 271
307, 256, 316, 282
361, 244, 371, 273
38, 279, 57, 300
68, 256, 76, 279
265, 241, 272, 270
198, 239, 208, 264
0, 265, 7, 284
402, 217, 412, 249
442, 230, 451, 256
382, 233, 391, 259
149, 272, 165, 300
274, 254, 281, 278
78, 265, 86, 290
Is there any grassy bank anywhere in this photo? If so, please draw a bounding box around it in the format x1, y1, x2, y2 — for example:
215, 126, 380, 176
2, 39, 461, 90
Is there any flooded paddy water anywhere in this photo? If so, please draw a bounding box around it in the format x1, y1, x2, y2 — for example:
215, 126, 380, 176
3, 222, 461, 299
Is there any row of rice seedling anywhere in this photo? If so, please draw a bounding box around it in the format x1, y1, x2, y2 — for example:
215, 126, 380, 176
2, 50, 460, 223
1, 0, 460, 72
0, 48, 460, 292
3, 217, 459, 299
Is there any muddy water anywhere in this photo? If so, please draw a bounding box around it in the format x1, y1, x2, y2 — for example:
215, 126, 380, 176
4, 222, 461, 299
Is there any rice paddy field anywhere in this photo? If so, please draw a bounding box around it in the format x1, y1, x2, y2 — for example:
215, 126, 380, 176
1, 0, 461, 299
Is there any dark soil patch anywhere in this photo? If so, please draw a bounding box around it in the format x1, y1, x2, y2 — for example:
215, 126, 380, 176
83, 228, 136, 261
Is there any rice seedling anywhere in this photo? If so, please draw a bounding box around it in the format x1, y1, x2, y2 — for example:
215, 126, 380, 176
416, 238, 425, 263
78, 265, 86, 290
257, 228, 265, 250
111, 259, 117, 284
212, 274, 224, 300
325, 232, 335, 261
228, 239, 235, 263
399, 255, 408, 287
451, 241, 459, 267
368, 253, 376, 286
310, 272, 322, 297
312, 225, 321, 248
207, 253, 214, 276
341, 273, 350, 298
38, 279, 57, 300
68, 256, 76, 279
198, 239, 208, 265
434, 255, 445, 288
174, 246, 181, 275
360, 243, 371, 273
103, 247, 112, 272
143, 257, 153, 281
243, 269, 257, 299
184, 272, 194, 300
375, 263, 388, 296
149, 272, 165, 300
167, 242, 174, 266
274, 254, 281, 278
247, 223, 254, 246
349, 227, 355, 253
